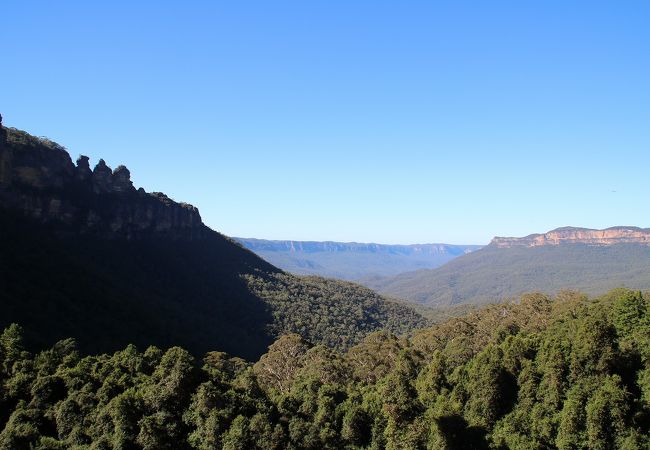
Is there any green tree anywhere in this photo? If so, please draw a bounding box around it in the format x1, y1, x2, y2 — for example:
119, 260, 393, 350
253, 334, 311, 395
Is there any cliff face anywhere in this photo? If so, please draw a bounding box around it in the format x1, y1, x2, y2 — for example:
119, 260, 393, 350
236, 238, 481, 256
491, 226, 650, 248
0, 117, 205, 239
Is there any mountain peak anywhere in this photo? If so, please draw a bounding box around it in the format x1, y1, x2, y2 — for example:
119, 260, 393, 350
490, 226, 650, 248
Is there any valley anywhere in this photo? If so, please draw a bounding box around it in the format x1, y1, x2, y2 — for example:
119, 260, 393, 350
3, 2, 647, 447
1, 118, 648, 449
235, 238, 481, 280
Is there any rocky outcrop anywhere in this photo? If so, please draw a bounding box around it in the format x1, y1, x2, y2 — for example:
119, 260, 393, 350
491, 226, 650, 248
75, 155, 92, 181
0, 118, 206, 240
112, 165, 134, 192
92, 159, 114, 193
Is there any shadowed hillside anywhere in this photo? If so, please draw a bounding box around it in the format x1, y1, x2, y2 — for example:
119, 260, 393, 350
0, 118, 427, 359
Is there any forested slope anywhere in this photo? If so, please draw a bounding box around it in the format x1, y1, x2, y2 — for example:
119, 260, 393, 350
1, 288, 648, 449
367, 243, 650, 306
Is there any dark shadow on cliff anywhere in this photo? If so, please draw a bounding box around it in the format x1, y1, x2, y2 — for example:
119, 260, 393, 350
0, 211, 280, 360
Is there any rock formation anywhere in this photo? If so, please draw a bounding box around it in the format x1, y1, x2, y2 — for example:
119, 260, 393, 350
0, 118, 206, 239
92, 159, 114, 193
75, 155, 92, 181
112, 165, 134, 192
491, 226, 650, 248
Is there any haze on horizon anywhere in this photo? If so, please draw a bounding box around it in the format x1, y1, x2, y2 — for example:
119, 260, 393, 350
2, 1, 649, 245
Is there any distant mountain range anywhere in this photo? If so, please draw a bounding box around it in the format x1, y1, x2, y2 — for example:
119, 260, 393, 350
234, 238, 482, 280
365, 227, 650, 306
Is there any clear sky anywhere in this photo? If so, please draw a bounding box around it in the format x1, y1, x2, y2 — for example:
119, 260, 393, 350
2, 1, 649, 244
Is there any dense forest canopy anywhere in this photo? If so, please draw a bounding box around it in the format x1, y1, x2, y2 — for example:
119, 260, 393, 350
1, 288, 648, 449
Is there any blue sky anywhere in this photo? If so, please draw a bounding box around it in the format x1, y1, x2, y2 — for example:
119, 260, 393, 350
2, 1, 649, 244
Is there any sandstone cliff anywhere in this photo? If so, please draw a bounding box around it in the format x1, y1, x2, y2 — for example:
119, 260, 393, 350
236, 238, 481, 255
490, 226, 650, 248
0, 115, 205, 239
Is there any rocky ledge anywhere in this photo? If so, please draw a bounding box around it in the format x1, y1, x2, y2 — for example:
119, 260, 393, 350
0, 114, 206, 239
491, 226, 650, 248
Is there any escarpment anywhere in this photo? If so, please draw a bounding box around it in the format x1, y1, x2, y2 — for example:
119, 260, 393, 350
0, 116, 205, 239
490, 226, 650, 248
